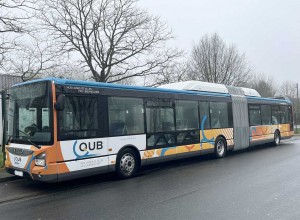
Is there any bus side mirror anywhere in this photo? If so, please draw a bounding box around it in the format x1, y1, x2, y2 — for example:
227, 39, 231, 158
55, 94, 65, 111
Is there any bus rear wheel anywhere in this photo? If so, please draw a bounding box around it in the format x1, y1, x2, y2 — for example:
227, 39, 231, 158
116, 148, 138, 179
214, 137, 227, 159
273, 130, 281, 146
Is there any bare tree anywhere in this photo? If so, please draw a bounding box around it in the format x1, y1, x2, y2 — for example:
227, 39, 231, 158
0, 0, 35, 68
0, 0, 72, 81
146, 62, 188, 87
278, 81, 298, 119
40, 63, 91, 80
187, 33, 252, 86
5, 37, 65, 81
250, 74, 277, 98
278, 81, 297, 99
37, 0, 180, 83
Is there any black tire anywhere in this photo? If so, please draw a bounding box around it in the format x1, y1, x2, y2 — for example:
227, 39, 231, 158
273, 130, 281, 146
116, 148, 139, 179
214, 137, 227, 159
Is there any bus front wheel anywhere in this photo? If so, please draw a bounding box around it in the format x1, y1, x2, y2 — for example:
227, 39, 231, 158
116, 148, 138, 179
214, 137, 227, 159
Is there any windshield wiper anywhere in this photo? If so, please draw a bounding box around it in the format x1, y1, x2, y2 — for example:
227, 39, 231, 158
16, 129, 41, 149
6, 135, 12, 145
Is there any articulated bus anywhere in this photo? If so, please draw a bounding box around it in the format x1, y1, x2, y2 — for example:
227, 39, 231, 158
5, 78, 294, 182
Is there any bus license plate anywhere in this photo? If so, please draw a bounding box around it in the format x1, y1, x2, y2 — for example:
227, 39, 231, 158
14, 170, 23, 177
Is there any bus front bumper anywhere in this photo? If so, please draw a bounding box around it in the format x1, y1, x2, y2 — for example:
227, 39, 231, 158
5, 167, 58, 182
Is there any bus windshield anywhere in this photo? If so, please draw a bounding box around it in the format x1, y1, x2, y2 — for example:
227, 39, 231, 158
8, 81, 53, 145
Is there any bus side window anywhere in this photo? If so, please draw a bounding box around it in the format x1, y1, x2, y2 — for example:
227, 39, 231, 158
199, 102, 210, 129
271, 106, 280, 125
249, 105, 261, 126
58, 95, 98, 140
146, 108, 175, 133
175, 100, 199, 144
175, 100, 199, 130
280, 106, 289, 124
145, 98, 175, 148
108, 97, 144, 136
210, 102, 229, 129
261, 105, 271, 125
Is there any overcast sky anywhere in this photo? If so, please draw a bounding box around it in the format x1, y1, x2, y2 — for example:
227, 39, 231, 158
139, 0, 300, 86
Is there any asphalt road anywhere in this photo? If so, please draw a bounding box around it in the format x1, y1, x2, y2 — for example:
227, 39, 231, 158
0, 137, 300, 220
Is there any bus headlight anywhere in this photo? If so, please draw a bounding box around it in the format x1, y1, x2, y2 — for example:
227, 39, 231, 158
35, 153, 46, 167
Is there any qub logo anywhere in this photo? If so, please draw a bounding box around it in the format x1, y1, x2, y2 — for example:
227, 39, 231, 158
14, 157, 21, 165
72, 140, 103, 159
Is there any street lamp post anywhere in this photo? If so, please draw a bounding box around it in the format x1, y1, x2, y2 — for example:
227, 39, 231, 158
297, 83, 299, 132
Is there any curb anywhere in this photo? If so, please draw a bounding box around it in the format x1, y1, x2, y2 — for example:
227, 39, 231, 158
0, 176, 19, 183
0, 168, 19, 183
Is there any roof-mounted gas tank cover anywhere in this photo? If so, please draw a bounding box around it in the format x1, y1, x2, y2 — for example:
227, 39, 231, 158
158, 81, 229, 94
158, 81, 261, 97
240, 87, 261, 97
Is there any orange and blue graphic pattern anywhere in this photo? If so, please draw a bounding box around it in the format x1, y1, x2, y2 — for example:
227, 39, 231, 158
250, 124, 293, 142
200, 128, 234, 149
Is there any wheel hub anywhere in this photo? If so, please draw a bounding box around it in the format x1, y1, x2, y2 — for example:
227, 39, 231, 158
275, 133, 280, 144
217, 141, 225, 155
120, 153, 135, 174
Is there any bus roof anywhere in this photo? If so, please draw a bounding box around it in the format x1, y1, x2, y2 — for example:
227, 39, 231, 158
247, 96, 292, 104
12, 78, 292, 104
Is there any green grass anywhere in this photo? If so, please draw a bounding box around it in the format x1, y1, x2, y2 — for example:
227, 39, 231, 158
295, 128, 300, 134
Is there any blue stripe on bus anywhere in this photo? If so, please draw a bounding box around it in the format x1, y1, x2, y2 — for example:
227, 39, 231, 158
13, 78, 231, 98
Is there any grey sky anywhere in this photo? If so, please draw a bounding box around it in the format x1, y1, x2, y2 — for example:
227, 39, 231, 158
139, 0, 300, 85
